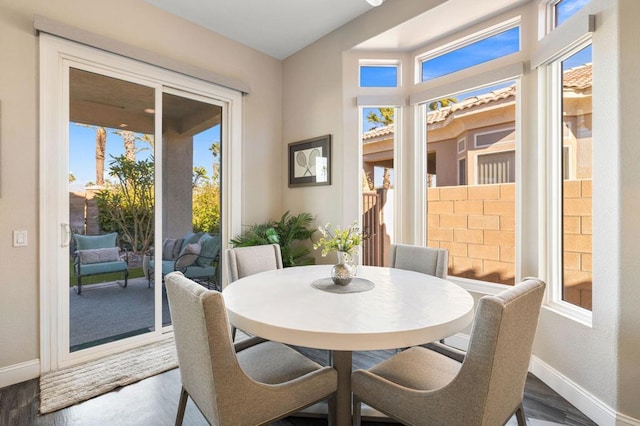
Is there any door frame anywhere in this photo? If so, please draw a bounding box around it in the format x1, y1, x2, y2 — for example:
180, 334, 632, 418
39, 34, 243, 372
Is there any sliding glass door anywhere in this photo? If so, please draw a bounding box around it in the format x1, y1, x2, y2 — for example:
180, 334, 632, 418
40, 34, 240, 370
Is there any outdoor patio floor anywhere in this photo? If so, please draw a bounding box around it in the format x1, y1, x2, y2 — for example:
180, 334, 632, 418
69, 277, 171, 351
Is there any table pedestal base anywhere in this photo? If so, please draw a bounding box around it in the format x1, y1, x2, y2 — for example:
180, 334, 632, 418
333, 350, 352, 426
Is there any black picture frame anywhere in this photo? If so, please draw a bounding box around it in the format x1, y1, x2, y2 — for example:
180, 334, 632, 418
288, 134, 332, 187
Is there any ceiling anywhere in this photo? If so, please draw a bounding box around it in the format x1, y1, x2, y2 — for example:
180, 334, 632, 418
144, 0, 529, 60
145, 0, 374, 60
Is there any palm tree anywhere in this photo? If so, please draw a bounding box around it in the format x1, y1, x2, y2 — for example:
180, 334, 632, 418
95, 127, 107, 186
366, 107, 394, 129
209, 141, 220, 183
428, 97, 458, 110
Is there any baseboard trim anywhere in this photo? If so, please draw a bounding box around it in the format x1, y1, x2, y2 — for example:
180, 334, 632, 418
0, 359, 40, 389
530, 356, 640, 426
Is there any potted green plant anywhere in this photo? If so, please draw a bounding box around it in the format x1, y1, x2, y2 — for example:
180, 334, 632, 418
230, 211, 316, 267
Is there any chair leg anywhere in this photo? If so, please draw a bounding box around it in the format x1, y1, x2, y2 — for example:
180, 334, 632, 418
119, 270, 129, 288
515, 402, 526, 426
231, 326, 237, 341
175, 386, 188, 426
76, 276, 82, 295
352, 396, 362, 426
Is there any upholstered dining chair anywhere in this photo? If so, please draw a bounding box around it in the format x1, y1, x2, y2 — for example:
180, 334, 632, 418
226, 243, 284, 340
226, 243, 283, 283
389, 243, 448, 279
351, 278, 546, 426
165, 272, 337, 426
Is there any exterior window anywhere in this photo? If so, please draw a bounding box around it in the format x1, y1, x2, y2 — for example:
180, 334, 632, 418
555, 0, 590, 28
420, 26, 519, 82
560, 44, 592, 310
360, 65, 398, 87
361, 106, 397, 266
425, 80, 517, 285
475, 128, 515, 148
477, 151, 515, 184
457, 138, 466, 153
458, 158, 466, 185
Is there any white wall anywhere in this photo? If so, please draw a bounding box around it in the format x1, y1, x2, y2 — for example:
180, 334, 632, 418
0, 0, 282, 374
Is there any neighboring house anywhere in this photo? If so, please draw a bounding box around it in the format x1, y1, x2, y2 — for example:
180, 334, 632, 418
362, 63, 592, 187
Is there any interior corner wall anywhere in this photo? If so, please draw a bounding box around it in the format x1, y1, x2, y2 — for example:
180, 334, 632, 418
0, 0, 282, 375
282, 0, 450, 264
533, 0, 638, 423
616, 0, 640, 419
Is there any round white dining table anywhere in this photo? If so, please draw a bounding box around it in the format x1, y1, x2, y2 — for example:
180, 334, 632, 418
223, 265, 474, 425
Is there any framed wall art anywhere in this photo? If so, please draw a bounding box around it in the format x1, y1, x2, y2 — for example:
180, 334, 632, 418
288, 134, 331, 187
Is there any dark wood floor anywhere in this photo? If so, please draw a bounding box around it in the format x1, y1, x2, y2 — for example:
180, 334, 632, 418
0, 347, 597, 426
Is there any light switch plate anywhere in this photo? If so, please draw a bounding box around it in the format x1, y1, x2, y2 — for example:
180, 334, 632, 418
13, 230, 28, 247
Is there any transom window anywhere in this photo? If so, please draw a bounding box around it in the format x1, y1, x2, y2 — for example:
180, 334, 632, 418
360, 62, 399, 87
419, 24, 520, 82
554, 0, 591, 28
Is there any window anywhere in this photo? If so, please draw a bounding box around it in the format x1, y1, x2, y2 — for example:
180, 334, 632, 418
477, 151, 515, 184
474, 128, 515, 148
558, 44, 593, 310
458, 158, 466, 185
360, 64, 399, 87
424, 80, 517, 285
457, 138, 466, 153
555, 0, 591, 28
420, 25, 520, 82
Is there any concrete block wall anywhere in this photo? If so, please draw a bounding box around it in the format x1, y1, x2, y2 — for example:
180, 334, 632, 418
428, 183, 516, 284
428, 180, 592, 303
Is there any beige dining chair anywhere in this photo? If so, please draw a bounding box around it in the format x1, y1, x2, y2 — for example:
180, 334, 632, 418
226, 243, 284, 340
389, 243, 448, 279
351, 278, 546, 426
390, 243, 450, 348
226, 243, 283, 283
165, 272, 337, 426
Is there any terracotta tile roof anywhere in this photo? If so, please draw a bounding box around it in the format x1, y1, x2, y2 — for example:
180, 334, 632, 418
363, 123, 394, 140
362, 63, 592, 140
563, 63, 592, 90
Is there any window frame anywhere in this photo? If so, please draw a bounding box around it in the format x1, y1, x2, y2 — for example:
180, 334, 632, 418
541, 36, 593, 325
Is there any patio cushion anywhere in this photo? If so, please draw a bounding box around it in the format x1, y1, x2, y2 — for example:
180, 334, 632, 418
176, 243, 201, 268
196, 234, 220, 267
78, 260, 127, 276
75, 232, 118, 251
78, 247, 120, 264
162, 238, 184, 260
180, 232, 203, 252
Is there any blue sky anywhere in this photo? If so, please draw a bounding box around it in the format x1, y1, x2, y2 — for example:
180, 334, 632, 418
422, 26, 519, 82
69, 123, 219, 191
556, 0, 590, 27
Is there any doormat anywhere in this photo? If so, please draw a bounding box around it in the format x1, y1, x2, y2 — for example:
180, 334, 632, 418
39, 336, 177, 414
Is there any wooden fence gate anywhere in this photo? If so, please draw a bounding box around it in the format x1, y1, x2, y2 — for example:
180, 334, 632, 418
361, 188, 389, 266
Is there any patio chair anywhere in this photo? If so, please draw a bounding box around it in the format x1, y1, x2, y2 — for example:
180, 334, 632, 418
165, 272, 337, 426
351, 278, 546, 426
73, 232, 128, 295
148, 232, 221, 290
